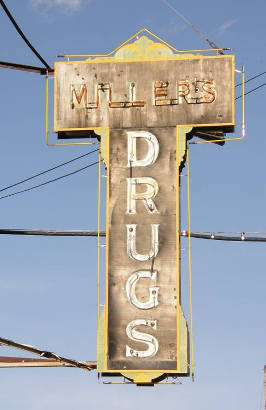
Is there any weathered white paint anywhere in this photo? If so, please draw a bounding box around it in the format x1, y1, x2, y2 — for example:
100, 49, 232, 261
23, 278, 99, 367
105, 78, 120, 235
126, 319, 159, 358
126, 270, 159, 310
126, 224, 159, 262
126, 177, 159, 214
127, 131, 159, 168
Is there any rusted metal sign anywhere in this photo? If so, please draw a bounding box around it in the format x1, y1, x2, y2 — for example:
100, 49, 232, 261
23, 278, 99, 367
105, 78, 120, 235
54, 56, 234, 131
52, 31, 235, 384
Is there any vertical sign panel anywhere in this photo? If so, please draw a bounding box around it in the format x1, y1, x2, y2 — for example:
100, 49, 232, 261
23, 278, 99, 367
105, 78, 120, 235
107, 127, 178, 371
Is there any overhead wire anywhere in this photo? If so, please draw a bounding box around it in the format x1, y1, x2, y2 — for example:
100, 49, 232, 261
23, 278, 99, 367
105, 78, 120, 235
0, 0, 51, 70
0, 148, 99, 193
161, 0, 224, 54
0, 336, 95, 371
181, 231, 266, 242
0, 228, 104, 237
235, 70, 266, 87
0, 229, 266, 242
0, 60, 51, 75
0, 160, 99, 200
235, 82, 266, 100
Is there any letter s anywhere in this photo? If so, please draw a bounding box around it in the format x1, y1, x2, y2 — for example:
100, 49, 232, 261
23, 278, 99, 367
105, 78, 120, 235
126, 319, 159, 358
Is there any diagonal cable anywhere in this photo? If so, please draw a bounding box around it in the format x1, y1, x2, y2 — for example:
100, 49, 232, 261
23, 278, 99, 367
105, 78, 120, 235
161, 0, 224, 54
0, 60, 50, 75
235, 71, 266, 87
0, 0, 51, 70
0, 229, 266, 242
0, 148, 99, 193
0, 336, 95, 371
0, 160, 99, 200
235, 82, 266, 100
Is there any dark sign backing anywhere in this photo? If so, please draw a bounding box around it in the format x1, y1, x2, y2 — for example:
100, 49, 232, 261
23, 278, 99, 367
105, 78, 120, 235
106, 127, 179, 371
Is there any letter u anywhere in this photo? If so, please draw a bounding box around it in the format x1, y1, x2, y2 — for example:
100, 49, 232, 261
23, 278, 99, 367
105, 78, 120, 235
126, 224, 159, 262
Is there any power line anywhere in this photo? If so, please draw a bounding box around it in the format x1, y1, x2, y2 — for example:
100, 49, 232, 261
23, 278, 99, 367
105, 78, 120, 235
0, 148, 99, 193
0, 228, 104, 237
161, 0, 224, 54
235, 82, 266, 100
235, 71, 266, 87
0, 356, 95, 369
0, 160, 99, 200
0, 0, 51, 70
0, 228, 265, 243
180, 231, 266, 242
0, 60, 51, 75
0, 336, 95, 371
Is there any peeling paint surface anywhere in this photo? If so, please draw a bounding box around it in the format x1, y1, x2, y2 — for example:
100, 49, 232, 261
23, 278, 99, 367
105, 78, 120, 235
55, 56, 234, 131
107, 128, 180, 371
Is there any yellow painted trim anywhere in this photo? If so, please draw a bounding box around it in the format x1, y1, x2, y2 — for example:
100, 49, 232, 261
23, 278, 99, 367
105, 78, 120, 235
176, 128, 180, 373
186, 147, 194, 379
242, 66, 245, 131
121, 372, 164, 384
45, 73, 49, 141
104, 128, 110, 371
102, 381, 179, 385
46, 141, 98, 146
102, 369, 187, 374
56, 123, 234, 132
61, 28, 225, 57
54, 54, 234, 65
193, 136, 242, 145
53, 63, 57, 132
232, 56, 235, 125
97, 152, 101, 329
54, 127, 109, 132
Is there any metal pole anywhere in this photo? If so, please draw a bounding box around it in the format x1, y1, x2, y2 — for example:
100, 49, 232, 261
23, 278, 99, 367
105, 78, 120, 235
264, 366, 266, 410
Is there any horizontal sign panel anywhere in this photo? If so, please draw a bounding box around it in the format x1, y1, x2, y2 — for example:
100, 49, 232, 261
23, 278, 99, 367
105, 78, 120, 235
106, 127, 179, 371
54, 55, 234, 131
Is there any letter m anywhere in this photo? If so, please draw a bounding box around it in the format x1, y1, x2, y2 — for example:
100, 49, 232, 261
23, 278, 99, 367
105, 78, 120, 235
71, 84, 87, 108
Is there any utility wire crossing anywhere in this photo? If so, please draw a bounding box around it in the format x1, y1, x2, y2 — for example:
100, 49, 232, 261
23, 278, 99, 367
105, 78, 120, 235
235, 82, 266, 100
0, 160, 99, 200
235, 69, 266, 99
0, 0, 51, 70
235, 70, 266, 87
0, 228, 265, 242
180, 230, 266, 242
0, 60, 52, 75
161, 0, 224, 54
0, 336, 96, 371
0, 148, 99, 193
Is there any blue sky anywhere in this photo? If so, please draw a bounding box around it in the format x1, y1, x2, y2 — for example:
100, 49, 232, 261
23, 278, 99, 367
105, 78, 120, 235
0, 0, 265, 408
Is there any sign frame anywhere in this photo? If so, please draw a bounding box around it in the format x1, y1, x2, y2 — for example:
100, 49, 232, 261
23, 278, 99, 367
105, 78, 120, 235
52, 30, 236, 383
101, 126, 189, 380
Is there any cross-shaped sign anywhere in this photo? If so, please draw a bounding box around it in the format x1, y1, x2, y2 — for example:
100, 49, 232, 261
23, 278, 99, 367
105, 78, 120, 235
53, 29, 234, 385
